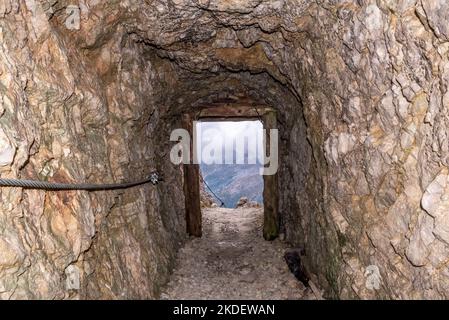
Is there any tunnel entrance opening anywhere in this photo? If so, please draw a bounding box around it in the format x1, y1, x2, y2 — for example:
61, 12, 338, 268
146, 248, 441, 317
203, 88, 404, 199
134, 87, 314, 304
181, 105, 279, 240
196, 120, 264, 209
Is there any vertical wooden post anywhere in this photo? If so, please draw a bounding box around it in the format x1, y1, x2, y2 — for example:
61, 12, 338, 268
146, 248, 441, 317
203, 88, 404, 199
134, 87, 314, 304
263, 110, 279, 240
182, 114, 202, 237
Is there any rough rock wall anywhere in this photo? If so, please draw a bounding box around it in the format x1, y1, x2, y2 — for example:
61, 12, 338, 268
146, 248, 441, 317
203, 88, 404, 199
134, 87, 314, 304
0, 1, 185, 299
297, 0, 449, 299
2, 0, 449, 300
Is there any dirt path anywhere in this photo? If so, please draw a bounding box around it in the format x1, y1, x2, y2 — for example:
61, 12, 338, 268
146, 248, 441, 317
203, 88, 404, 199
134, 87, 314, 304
161, 207, 315, 300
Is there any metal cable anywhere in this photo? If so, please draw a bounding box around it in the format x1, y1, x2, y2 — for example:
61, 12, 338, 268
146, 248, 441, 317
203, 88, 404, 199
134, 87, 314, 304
199, 173, 225, 207
0, 172, 162, 191
195, 107, 225, 206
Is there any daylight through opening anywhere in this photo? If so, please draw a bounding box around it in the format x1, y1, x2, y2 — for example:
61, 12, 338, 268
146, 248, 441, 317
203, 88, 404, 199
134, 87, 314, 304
196, 120, 264, 209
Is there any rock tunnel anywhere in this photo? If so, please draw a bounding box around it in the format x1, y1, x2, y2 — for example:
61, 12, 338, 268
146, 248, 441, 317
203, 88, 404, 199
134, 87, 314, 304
1, 0, 449, 299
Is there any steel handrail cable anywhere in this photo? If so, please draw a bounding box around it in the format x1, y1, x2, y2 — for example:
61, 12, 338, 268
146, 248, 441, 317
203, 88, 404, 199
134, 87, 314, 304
0, 172, 162, 191
199, 173, 226, 207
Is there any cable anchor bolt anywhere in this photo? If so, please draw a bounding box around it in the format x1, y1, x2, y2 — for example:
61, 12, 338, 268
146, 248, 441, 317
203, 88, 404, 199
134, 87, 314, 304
149, 172, 161, 185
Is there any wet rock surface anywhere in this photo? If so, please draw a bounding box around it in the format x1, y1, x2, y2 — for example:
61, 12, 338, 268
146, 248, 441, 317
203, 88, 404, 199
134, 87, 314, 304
161, 208, 314, 300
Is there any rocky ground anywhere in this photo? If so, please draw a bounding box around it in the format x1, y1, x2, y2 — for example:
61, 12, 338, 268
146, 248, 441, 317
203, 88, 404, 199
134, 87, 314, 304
161, 207, 315, 300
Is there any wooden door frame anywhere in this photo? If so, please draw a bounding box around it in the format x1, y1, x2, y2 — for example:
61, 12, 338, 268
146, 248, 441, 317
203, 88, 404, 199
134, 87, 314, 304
183, 105, 279, 240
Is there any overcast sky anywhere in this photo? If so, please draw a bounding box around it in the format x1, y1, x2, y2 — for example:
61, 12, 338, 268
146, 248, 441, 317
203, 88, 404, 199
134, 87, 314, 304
195, 121, 264, 165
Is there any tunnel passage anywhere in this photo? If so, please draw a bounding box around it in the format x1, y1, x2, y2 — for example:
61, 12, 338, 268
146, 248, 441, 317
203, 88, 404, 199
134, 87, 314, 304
1, 1, 449, 300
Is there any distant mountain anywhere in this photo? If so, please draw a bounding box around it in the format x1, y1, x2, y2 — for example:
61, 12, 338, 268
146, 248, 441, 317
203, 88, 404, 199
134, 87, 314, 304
197, 121, 264, 208
200, 164, 263, 208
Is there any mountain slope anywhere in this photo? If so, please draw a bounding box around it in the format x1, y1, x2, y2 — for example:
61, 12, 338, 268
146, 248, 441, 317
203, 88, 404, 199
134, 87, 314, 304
200, 164, 263, 208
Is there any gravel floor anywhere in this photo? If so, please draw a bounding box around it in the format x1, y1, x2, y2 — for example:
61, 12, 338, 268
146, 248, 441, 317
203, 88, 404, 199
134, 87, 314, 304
161, 207, 316, 300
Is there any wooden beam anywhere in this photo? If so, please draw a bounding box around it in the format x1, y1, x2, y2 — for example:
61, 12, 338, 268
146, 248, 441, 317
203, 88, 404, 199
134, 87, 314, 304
199, 105, 272, 119
263, 110, 280, 241
182, 114, 202, 237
